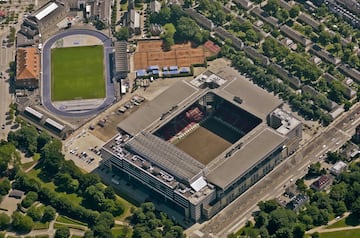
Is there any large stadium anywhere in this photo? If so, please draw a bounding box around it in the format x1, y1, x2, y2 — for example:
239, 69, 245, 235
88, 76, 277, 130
41, 29, 115, 117
101, 66, 302, 222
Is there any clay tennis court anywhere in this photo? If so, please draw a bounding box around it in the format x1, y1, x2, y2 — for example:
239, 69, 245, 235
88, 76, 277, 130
175, 126, 231, 165
134, 40, 208, 70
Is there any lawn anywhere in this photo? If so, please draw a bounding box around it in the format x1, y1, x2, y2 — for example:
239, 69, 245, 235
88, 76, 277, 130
56, 215, 87, 226
54, 223, 86, 231
51, 45, 105, 101
111, 226, 132, 238
326, 214, 360, 229
27, 168, 82, 204
316, 229, 360, 238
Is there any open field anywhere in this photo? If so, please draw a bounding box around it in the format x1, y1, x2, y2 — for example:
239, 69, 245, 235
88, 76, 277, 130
51, 45, 105, 101
134, 40, 206, 70
175, 126, 231, 165
306, 229, 360, 238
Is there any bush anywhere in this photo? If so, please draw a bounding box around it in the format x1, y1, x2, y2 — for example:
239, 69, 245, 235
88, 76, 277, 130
0, 213, 10, 230
21, 191, 38, 208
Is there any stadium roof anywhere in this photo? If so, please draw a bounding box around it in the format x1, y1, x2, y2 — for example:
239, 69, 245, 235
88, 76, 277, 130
207, 128, 286, 190
125, 132, 205, 183
35, 2, 58, 20
215, 68, 282, 119
114, 41, 128, 74
117, 81, 198, 136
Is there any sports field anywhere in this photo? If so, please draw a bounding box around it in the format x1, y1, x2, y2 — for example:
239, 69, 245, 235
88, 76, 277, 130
175, 126, 231, 165
51, 45, 105, 101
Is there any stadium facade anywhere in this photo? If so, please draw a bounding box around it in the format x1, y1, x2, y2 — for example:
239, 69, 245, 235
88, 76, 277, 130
101, 66, 302, 222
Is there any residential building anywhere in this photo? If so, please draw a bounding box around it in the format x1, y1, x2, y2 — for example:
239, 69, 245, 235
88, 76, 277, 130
126, 9, 140, 35
149, 0, 161, 13
311, 175, 332, 191
339, 65, 360, 84
280, 25, 312, 46
184, 8, 214, 31
16, 47, 40, 89
286, 194, 309, 211
298, 13, 320, 30
330, 161, 347, 176
233, 0, 253, 10
310, 44, 341, 65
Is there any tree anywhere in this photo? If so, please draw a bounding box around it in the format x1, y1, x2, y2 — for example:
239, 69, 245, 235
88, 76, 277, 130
115, 27, 129, 41
326, 151, 342, 164
0, 178, 10, 195
12, 212, 34, 233
292, 223, 305, 238
258, 200, 279, 213
0, 213, 10, 230
289, 5, 300, 18
176, 17, 199, 42
318, 31, 332, 46
27, 206, 43, 221
264, 0, 280, 16
42, 206, 56, 222
7, 126, 38, 156
104, 186, 116, 200
245, 29, 259, 43
351, 197, 360, 217
84, 231, 94, 238
161, 23, 176, 50
21, 191, 38, 208
55, 227, 70, 238
307, 162, 322, 177
311, 232, 320, 238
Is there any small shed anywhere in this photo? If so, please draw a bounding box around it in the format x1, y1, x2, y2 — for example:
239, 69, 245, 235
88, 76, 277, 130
9, 189, 25, 199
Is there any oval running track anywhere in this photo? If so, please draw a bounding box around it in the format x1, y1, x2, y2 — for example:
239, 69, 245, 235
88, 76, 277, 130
41, 29, 115, 117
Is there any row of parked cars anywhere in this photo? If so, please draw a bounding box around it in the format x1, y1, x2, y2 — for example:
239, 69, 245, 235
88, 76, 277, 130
118, 95, 145, 113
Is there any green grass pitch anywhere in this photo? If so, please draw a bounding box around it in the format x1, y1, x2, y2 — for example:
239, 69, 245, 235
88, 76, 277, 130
51, 45, 105, 101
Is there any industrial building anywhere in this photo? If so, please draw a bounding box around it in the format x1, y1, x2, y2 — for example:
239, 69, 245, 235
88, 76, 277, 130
101, 67, 302, 222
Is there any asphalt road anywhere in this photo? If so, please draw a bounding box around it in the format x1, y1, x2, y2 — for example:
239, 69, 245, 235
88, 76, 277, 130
41, 29, 115, 117
0, 30, 15, 141
186, 103, 360, 238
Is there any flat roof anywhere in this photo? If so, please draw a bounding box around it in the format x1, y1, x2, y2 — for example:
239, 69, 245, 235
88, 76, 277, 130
35, 2, 58, 20
117, 81, 198, 136
207, 128, 286, 190
216, 68, 282, 119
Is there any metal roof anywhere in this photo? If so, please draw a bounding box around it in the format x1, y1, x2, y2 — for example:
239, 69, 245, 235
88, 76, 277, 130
207, 128, 286, 190
216, 68, 282, 120
35, 2, 58, 20
125, 131, 205, 183
117, 80, 198, 136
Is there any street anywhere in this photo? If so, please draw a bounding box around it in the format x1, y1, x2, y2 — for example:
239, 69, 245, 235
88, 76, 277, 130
186, 103, 360, 238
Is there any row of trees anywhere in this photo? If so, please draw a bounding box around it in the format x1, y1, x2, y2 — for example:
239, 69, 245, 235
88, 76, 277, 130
229, 160, 360, 238
262, 38, 322, 82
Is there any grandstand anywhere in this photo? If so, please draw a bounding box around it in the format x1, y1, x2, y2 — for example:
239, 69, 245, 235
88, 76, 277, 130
101, 66, 302, 223
24, 106, 44, 120
45, 118, 65, 132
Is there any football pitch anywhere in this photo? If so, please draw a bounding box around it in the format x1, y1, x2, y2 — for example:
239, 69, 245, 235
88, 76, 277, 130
51, 45, 105, 101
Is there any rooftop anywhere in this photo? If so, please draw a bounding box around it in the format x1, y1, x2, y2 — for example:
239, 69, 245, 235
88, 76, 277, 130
207, 128, 286, 190
216, 67, 282, 119
117, 80, 198, 136
16, 47, 40, 80
34, 2, 58, 21
125, 132, 205, 184
271, 108, 301, 136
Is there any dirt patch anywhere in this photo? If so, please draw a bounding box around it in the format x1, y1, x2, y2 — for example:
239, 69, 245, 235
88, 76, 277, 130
175, 126, 231, 165
134, 40, 207, 70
